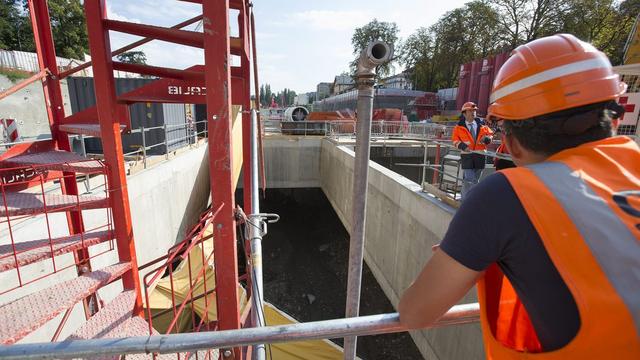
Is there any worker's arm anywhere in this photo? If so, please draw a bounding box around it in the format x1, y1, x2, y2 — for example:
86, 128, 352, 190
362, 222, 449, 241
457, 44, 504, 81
399, 247, 481, 329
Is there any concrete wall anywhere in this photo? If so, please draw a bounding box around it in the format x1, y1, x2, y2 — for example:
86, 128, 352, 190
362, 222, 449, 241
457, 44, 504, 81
0, 146, 210, 343
0, 74, 73, 139
263, 136, 322, 188
319, 140, 483, 359
262, 136, 483, 359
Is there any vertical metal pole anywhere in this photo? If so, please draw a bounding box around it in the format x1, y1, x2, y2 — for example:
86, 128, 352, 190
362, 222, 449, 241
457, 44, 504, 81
239, 6, 252, 215
344, 41, 391, 360
140, 123, 147, 169
432, 132, 442, 184
248, 110, 265, 360
250, 9, 266, 194
202, 1, 242, 358
79, 135, 90, 193
344, 73, 375, 360
422, 141, 428, 185
84, 0, 142, 312
163, 123, 169, 159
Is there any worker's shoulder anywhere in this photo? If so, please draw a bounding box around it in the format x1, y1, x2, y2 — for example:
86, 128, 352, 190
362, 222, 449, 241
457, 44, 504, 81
466, 171, 514, 201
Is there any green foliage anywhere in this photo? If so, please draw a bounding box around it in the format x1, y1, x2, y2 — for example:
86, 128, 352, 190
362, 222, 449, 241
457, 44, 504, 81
400, 0, 639, 92
0, 1, 21, 49
259, 83, 297, 107
350, 19, 400, 79
0, 66, 30, 82
1, 0, 88, 60
116, 51, 147, 65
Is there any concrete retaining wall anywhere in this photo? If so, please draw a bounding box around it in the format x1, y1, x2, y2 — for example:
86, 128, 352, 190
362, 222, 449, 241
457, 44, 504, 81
261, 136, 483, 359
318, 139, 483, 359
263, 136, 322, 188
0, 146, 210, 343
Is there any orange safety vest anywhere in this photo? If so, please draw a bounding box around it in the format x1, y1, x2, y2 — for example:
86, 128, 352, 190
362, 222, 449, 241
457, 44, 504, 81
477, 136, 640, 359
452, 119, 494, 151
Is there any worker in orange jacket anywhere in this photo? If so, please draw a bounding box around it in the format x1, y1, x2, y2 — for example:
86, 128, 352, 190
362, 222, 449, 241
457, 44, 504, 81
452, 102, 494, 200
490, 117, 516, 170
399, 34, 639, 359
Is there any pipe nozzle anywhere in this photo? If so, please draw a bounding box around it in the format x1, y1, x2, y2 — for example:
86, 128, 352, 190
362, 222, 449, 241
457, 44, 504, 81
356, 41, 393, 77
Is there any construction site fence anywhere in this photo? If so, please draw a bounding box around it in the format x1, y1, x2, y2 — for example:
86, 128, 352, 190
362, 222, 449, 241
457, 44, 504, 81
122, 120, 208, 169
0, 120, 208, 169
0, 303, 480, 360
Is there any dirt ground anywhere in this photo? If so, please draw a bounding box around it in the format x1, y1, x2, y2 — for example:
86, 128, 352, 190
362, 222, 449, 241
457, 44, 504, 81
246, 188, 423, 360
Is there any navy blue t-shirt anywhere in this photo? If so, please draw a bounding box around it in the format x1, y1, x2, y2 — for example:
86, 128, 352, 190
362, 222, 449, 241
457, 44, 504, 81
440, 172, 580, 351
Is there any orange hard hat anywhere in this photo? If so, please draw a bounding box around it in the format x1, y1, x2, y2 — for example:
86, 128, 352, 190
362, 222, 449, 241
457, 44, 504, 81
488, 34, 626, 120
461, 101, 478, 113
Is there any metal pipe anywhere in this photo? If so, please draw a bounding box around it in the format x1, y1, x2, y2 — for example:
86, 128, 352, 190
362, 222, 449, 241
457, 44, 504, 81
0, 304, 479, 360
248, 109, 266, 360
344, 40, 392, 360
0, 69, 48, 101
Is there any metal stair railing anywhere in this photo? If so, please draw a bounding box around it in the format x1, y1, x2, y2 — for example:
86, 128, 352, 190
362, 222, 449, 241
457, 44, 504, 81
0, 303, 479, 360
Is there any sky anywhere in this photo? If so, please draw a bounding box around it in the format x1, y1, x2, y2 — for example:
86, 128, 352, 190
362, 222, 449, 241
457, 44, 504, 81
106, 0, 469, 94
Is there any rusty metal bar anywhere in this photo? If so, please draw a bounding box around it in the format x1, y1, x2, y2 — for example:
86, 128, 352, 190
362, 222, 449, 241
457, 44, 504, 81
57, 15, 202, 79
0, 69, 48, 101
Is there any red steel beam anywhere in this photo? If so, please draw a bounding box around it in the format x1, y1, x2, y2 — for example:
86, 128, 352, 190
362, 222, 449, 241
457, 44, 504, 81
0, 69, 48, 101
84, 0, 142, 314
178, 0, 244, 10
238, 6, 252, 215
61, 104, 131, 131
202, 0, 242, 357
112, 62, 204, 81
106, 20, 204, 48
116, 79, 207, 105
58, 15, 203, 79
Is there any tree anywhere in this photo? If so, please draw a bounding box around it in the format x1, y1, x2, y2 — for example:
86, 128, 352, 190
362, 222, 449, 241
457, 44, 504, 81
116, 51, 147, 64
2, 0, 89, 59
0, 0, 22, 50
350, 19, 400, 79
561, 0, 640, 64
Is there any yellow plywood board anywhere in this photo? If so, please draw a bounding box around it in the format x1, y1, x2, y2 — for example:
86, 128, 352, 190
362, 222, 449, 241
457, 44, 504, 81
231, 105, 243, 189
144, 223, 349, 359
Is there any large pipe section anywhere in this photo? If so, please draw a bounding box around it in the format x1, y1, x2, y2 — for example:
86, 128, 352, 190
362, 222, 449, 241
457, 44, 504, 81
283, 106, 309, 122
0, 304, 479, 360
344, 40, 392, 360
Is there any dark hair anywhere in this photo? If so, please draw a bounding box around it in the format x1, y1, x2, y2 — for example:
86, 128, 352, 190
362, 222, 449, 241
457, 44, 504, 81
503, 101, 616, 156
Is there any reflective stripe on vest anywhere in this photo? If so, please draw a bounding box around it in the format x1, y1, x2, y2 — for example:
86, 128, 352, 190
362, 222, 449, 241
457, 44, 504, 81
528, 161, 640, 334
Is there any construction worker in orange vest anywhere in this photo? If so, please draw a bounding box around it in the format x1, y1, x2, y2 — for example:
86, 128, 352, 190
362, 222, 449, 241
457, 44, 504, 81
452, 102, 494, 200
399, 33, 640, 358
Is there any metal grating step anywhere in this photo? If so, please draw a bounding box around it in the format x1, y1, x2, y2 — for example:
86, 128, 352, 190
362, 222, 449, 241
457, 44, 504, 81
0, 192, 108, 217
0, 230, 113, 272
0, 262, 131, 345
69, 290, 176, 359
1, 150, 104, 173
59, 124, 126, 137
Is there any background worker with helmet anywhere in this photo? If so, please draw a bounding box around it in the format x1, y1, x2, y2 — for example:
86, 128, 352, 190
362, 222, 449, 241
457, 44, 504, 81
399, 33, 640, 358
452, 102, 494, 200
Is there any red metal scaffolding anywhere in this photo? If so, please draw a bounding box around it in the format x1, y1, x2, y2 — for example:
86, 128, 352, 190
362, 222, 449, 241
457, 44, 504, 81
0, 0, 263, 357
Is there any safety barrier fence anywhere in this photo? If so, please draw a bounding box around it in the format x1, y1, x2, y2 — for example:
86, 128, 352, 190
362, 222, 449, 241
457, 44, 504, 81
139, 204, 239, 360
0, 120, 208, 170
0, 303, 480, 359
123, 120, 208, 169
0, 159, 114, 295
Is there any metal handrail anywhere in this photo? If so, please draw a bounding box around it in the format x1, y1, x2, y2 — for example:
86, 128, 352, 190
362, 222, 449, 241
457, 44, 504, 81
0, 303, 479, 360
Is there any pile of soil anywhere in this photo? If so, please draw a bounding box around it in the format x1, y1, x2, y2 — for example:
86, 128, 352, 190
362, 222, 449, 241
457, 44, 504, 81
251, 188, 423, 360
